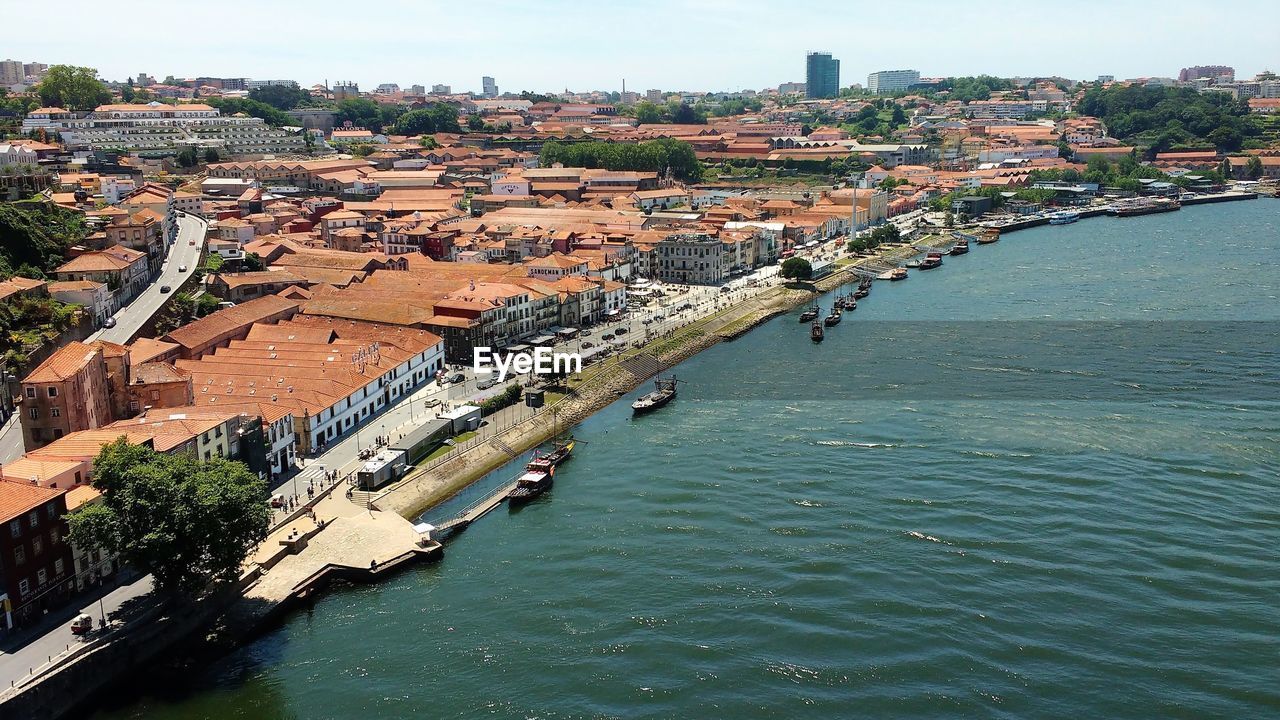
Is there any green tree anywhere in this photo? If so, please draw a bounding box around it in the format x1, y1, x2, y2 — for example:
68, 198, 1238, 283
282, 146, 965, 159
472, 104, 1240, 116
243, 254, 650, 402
540, 137, 702, 182
37, 65, 112, 111
242, 252, 264, 271
175, 147, 199, 167
634, 101, 663, 124
205, 97, 292, 126
335, 98, 382, 130
780, 257, 813, 280
466, 114, 485, 131
670, 102, 706, 124
203, 147, 220, 163
248, 84, 311, 110
67, 440, 271, 596
1245, 155, 1263, 180
393, 103, 461, 135
1218, 157, 1233, 178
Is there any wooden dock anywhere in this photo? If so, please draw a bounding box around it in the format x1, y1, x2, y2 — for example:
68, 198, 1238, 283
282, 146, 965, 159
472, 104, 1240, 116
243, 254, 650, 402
433, 477, 522, 540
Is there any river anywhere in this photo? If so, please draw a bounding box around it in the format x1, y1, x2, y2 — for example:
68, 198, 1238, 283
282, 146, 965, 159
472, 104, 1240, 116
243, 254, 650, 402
96, 200, 1280, 719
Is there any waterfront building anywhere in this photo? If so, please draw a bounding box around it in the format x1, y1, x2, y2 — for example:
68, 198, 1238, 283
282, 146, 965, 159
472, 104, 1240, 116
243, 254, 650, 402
868, 69, 921, 94
654, 232, 727, 285
482, 76, 498, 98
806, 52, 840, 99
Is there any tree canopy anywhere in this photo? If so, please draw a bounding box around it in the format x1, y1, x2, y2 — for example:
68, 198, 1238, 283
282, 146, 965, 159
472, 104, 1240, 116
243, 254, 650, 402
247, 84, 313, 110
628, 100, 707, 125
780, 257, 813, 280
205, 97, 292, 126
392, 103, 462, 135
1077, 84, 1256, 155
68, 440, 272, 596
37, 65, 112, 111
540, 138, 702, 181
0, 202, 87, 276
335, 98, 405, 133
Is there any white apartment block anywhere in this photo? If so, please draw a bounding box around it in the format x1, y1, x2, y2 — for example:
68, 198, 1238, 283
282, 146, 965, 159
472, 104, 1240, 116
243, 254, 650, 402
868, 69, 921, 94
23, 102, 305, 155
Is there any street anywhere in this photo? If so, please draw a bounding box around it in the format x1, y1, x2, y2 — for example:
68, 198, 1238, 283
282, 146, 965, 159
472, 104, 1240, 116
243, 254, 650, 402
91, 212, 208, 345
0, 213, 208, 465
0, 574, 154, 693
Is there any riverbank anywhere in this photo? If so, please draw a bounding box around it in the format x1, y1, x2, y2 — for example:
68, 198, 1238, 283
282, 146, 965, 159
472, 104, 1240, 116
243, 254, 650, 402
372, 236, 961, 523
90, 198, 1280, 720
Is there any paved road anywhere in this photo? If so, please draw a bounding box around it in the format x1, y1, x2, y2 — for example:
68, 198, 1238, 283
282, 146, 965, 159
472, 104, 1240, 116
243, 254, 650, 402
91, 212, 208, 345
0, 574, 154, 692
0, 214, 210, 466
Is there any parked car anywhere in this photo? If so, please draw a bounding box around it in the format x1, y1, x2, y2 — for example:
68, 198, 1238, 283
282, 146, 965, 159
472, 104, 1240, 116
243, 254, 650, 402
476, 378, 498, 390
614, 327, 627, 335
103, 317, 116, 328
581, 329, 592, 337
424, 398, 441, 408
581, 341, 595, 349
179, 265, 187, 272
160, 285, 172, 293
447, 373, 465, 384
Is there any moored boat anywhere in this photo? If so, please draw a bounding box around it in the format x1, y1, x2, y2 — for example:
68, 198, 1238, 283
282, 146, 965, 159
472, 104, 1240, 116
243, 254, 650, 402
890, 268, 908, 281
824, 308, 842, 326
1110, 198, 1181, 217
798, 305, 819, 322
632, 376, 679, 414
918, 252, 944, 270
949, 239, 969, 255
1048, 211, 1080, 225
507, 469, 553, 504
810, 320, 824, 342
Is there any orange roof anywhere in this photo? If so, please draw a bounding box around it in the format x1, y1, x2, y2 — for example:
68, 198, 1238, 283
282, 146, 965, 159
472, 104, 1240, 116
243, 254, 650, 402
0, 479, 64, 522
64, 484, 102, 511
128, 337, 180, 366
23, 341, 101, 384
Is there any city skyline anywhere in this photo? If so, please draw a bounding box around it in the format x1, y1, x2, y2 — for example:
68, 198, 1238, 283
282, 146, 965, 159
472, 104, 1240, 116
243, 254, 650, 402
5, 0, 1279, 94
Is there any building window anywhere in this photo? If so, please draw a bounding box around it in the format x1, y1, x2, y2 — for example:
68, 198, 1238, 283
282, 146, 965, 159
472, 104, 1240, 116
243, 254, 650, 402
28, 407, 38, 420
32, 536, 42, 556
37, 568, 47, 586
25, 387, 35, 399
18, 579, 30, 597
55, 558, 65, 576
48, 386, 58, 398
51, 407, 61, 418
28, 511, 38, 528
14, 546, 25, 565
9, 519, 19, 538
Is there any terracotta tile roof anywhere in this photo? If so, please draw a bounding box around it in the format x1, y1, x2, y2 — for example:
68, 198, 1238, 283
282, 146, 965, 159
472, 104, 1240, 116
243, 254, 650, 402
64, 484, 101, 511
0, 479, 64, 522
56, 246, 146, 273
1, 457, 85, 487
131, 362, 189, 384
128, 337, 180, 366
163, 295, 300, 351
23, 341, 102, 384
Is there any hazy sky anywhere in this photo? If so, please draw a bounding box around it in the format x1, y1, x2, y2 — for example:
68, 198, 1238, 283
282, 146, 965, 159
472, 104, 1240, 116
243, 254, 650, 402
8, 0, 1279, 93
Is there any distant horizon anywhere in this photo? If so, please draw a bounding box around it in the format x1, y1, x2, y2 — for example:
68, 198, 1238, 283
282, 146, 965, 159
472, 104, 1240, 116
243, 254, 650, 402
7, 0, 1278, 95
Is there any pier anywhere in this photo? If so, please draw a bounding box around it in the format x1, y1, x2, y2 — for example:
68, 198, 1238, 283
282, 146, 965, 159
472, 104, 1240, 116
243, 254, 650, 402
432, 477, 522, 540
